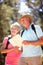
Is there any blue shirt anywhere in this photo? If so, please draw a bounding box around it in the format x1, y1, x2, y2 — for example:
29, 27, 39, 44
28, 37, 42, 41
21, 25, 43, 57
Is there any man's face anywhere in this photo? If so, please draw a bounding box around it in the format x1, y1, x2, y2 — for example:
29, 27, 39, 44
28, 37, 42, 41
20, 17, 31, 29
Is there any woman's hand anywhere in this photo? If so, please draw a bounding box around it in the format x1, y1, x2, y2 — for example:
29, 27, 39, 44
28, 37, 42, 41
14, 46, 22, 53
14, 46, 19, 50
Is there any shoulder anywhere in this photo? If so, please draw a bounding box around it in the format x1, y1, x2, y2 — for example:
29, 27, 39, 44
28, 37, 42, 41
34, 25, 42, 31
34, 25, 43, 37
3, 35, 11, 44
3, 37, 8, 44
34, 25, 41, 28
3, 37, 8, 40
34, 24, 43, 32
3, 35, 11, 41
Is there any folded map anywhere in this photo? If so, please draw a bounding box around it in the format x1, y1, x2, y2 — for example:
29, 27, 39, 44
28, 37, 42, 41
9, 34, 24, 47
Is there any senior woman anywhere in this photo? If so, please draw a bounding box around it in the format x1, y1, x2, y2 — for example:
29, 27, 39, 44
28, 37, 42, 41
0, 22, 22, 65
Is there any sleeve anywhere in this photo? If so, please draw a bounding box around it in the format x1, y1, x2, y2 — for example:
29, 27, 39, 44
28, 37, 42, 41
3, 37, 8, 45
35, 25, 43, 38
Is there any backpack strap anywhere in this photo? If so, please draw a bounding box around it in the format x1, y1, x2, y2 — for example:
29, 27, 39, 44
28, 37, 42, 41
5, 37, 11, 49
21, 30, 24, 37
2, 37, 11, 61
31, 24, 39, 39
31, 24, 43, 49
3, 37, 11, 57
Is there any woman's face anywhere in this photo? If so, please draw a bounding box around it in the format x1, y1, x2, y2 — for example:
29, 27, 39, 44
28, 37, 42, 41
20, 17, 31, 29
10, 26, 20, 36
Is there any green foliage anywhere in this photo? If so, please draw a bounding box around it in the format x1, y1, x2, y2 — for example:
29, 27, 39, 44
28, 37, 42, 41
0, 20, 11, 43
0, 53, 5, 65
0, 22, 4, 42
0, 4, 13, 20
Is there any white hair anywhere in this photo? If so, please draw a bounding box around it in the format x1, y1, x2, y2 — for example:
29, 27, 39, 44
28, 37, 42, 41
10, 22, 20, 28
10, 22, 21, 32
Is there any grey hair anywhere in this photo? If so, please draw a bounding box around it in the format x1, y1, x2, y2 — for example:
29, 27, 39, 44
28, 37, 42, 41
10, 22, 21, 31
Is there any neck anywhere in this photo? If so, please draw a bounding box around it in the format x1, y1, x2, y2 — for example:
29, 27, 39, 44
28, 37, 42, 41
11, 32, 20, 37
26, 26, 29, 30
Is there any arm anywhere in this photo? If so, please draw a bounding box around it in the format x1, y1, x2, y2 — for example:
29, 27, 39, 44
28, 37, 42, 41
0, 36, 23, 54
22, 36, 43, 46
0, 46, 22, 54
23, 25, 43, 46
0, 48, 14, 53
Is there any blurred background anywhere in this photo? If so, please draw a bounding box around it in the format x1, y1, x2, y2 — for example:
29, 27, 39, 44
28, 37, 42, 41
0, 0, 43, 65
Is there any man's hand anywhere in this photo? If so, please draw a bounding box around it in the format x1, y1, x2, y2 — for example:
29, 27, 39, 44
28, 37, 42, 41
22, 40, 30, 45
22, 36, 43, 46
22, 40, 40, 46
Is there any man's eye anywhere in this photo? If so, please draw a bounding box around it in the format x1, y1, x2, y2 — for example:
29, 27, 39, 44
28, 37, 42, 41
22, 20, 24, 21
